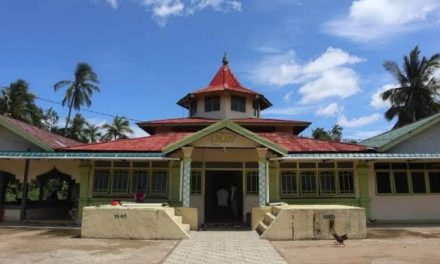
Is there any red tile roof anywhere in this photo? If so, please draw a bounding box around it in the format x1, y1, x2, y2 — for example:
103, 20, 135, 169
0, 115, 80, 150
193, 64, 258, 95
257, 132, 370, 152
65, 132, 192, 152
65, 131, 369, 153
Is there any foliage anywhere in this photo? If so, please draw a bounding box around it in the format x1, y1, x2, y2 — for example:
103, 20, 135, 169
67, 113, 88, 142
42, 107, 59, 131
54, 63, 100, 132
102, 116, 133, 141
381, 46, 440, 128
0, 79, 43, 126
312, 125, 343, 141
83, 123, 103, 143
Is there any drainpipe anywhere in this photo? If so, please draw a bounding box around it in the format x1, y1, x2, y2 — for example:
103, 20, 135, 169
20, 158, 30, 222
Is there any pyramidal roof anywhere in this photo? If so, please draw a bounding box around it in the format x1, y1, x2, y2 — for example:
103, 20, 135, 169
177, 55, 272, 109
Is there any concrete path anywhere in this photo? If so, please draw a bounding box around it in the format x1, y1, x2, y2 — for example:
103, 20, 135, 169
163, 231, 287, 264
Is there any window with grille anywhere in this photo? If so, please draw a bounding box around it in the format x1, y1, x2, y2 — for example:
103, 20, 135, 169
429, 172, 440, 193
393, 172, 409, 193
319, 171, 336, 195
191, 171, 202, 195
132, 170, 148, 193
112, 169, 129, 193
93, 169, 110, 193
151, 170, 168, 195
246, 171, 259, 194
338, 171, 354, 194
231, 96, 246, 112
205, 96, 220, 112
301, 171, 316, 194
281, 171, 297, 195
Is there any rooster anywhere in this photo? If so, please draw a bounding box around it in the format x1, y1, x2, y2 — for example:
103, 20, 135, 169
333, 233, 348, 246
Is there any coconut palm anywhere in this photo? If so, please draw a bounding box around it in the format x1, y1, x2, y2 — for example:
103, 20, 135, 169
381, 46, 440, 128
102, 116, 133, 141
0, 79, 43, 126
68, 113, 87, 142
83, 123, 102, 143
54, 63, 100, 133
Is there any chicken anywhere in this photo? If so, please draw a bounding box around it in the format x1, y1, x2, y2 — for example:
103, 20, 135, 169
333, 233, 348, 246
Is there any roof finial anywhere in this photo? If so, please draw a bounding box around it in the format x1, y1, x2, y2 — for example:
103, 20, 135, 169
222, 52, 229, 65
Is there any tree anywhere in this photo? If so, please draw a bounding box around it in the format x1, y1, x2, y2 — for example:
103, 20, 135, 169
102, 116, 133, 141
312, 125, 343, 141
54, 63, 100, 133
381, 46, 440, 128
83, 123, 102, 143
42, 107, 59, 131
68, 113, 87, 142
0, 79, 43, 126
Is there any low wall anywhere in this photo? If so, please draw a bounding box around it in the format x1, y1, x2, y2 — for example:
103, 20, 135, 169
81, 204, 190, 240
260, 205, 367, 240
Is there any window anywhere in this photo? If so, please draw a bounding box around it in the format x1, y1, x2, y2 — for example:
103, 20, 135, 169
205, 96, 220, 112
112, 169, 129, 193
374, 162, 440, 195
300, 171, 316, 194
376, 172, 392, 194
132, 170, 148, 193
151, 170, 168, 195
92, 161, 169, 196
281, 171, 297, 195
190, 100, 197, 117
429, 172, 440, 193
93, 169, 110, 193
339, 171, 354, 194
319, 171, 336, 195
246, 171, 259, 194
393, 172, 409, 194
279, 162, 354, 197
411, 172, 426, 193
191, 171, 202, 195
231, 96, 246, 112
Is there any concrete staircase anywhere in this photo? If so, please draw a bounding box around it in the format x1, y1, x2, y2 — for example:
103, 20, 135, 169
164, 207, 191, 234
256, 206, 281, 236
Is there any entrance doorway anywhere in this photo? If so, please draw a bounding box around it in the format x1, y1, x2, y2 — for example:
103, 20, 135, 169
205, 170, 243, 223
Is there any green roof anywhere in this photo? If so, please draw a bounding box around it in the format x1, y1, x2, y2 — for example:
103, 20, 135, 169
361, 112, 440, 151
0, 152, 172, 160
276, 153, 440, 160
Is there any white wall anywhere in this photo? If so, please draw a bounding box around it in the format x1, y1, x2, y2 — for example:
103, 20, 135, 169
368, 162, 440, 221
388, 122, 440, 153
0, 126, 44, 151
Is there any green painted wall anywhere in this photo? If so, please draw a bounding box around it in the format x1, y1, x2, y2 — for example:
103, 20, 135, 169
170, 161, 181, 203
357, 161, 370, 217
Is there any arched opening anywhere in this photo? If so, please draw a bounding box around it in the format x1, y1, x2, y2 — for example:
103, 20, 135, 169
0, 171, 16, 221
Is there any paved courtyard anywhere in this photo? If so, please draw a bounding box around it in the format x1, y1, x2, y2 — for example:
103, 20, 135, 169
163, 231, 287, 264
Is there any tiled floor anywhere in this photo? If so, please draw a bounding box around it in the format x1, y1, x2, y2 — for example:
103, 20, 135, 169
163, 231, 287, 264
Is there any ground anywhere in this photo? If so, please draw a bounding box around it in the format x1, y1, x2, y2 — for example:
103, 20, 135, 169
1, 225, 440, 263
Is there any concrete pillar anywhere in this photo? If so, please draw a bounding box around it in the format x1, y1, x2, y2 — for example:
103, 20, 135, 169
257, 148, 268, 207
77, 162, 92, 221
20, 159, 30, 222
181, 147, 193, 208
357, 161, 370, 217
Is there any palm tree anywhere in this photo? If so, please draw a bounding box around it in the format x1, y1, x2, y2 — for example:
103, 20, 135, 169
0, 79, 43, 126
68, 113, 87, 142
83, 123, 102, 143
54, 63, 100, 133
381, 46, 440, 128
102, 116, 133, 141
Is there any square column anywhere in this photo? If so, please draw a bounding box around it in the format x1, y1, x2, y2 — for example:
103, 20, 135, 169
181, 147, 193, 208
77, 162, 92, 221
257, 148, 268, 207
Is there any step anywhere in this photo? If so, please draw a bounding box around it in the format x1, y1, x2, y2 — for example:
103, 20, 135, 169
271, 206, 283, 216
263, 212, 276, 226
172, 215, 183, 225
256, 222, 268, 236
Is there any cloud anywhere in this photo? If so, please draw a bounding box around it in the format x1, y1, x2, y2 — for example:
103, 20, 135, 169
283, 91, 294, 103
102, 0, 242, 26
262, 105, 310, 116
323, 0, 440, 42
370, 83, 396, 109
250, 47, 364, 104
315, 103, 342, 117
106, 0, 119, 9
299, 67, 360, 104
337, 113, 382, 128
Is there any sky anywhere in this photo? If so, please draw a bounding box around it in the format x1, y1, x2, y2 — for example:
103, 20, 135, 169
1, 0, 440, 140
